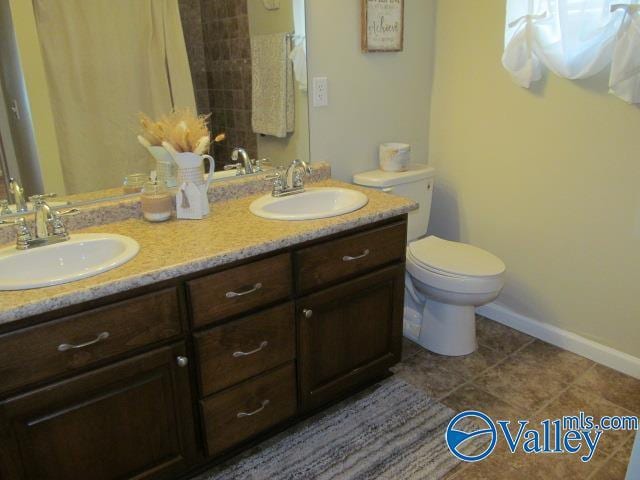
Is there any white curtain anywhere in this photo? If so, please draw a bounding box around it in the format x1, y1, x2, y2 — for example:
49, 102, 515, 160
33, 0, 196, 193
610, 5, 640, 103
502, 0, 640, 103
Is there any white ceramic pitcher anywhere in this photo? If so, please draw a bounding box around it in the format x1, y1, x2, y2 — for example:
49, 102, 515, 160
146, 146, 177, 188
168, 151, 215, 218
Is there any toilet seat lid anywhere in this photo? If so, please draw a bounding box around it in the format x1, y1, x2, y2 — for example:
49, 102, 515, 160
408, 236, 506, 278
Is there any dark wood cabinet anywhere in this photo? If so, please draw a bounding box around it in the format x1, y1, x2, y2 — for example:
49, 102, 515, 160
0, 215, 407, 480
0, 344, 198, 480
297, 264, 405, 411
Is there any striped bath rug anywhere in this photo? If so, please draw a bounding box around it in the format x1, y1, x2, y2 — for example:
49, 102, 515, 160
194, 377, 478, 480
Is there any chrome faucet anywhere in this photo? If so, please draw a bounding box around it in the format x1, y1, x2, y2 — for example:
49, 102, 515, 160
12, 195, 78, 250
224, 148, 272, 176
268, 159, 312, 197
231, 147, 255, 174
9, 178, 27, 213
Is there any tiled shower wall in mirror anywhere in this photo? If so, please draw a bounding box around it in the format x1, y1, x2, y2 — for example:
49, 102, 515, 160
179, 0, 256, 167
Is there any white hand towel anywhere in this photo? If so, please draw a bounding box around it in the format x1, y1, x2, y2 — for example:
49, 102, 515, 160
251, 33, 294, 138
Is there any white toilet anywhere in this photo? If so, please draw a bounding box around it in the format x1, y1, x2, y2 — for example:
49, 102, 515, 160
353, 164, 506, 356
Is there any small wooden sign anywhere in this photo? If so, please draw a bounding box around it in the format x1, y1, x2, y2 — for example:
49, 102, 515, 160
361, 0, 404, 52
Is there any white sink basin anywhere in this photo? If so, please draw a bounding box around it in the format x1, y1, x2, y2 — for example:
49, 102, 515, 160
250, 187, 368, 221
0, 234, 139, 290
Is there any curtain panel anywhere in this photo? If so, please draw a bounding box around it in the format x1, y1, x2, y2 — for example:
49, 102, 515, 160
502, 0, 640, 104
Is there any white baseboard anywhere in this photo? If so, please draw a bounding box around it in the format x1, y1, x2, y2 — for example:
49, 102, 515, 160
477, 302, 640, 380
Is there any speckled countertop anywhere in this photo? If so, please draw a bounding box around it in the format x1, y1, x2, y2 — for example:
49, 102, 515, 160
0, 179, 416, 326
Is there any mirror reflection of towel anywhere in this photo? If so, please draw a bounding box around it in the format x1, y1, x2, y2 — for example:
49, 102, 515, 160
290, 36, 307, 92
251, 33, 294, 138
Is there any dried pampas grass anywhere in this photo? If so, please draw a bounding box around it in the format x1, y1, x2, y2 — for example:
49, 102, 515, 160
165, 109, 211, 153
139, 109, 212, 153
138, 113, 170, 146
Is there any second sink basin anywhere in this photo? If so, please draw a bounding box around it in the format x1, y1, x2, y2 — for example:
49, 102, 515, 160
250, 187, 369, 221
0, 233, 140, 290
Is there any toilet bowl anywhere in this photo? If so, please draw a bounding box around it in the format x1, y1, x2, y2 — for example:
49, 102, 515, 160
353, 164, 506, 357
406, 236, 505, 356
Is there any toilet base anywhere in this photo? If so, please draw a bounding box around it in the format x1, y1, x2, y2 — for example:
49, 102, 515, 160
417, 299, 477, 356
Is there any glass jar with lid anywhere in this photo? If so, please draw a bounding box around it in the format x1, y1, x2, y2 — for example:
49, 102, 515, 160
123, 173, 148, 194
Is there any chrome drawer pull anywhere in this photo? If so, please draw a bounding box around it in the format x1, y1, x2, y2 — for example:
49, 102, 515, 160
58, 331, 110, 352
342, 249, 370, 262
237, 399, 270, 418
232, 341, 268, 358
225, 282, 263, 298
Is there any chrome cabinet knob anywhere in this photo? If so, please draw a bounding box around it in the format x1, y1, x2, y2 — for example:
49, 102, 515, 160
176, 356, 189, 368
302, 309, 313, 319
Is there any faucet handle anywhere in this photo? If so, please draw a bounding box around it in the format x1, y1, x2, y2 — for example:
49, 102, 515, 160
14, 217, 32, 250
0, 200, 11, 215
266, 167, 286, 195
28, 193, 57, 204
253, 158, 272, 172
265, 166, 284, 179
224, 163, 243, 175
51, 212, 68, 237
51, 208, 78, 237
55, 208, 80, 217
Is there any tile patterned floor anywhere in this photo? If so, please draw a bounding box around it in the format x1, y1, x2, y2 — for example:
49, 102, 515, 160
392, 316, 639, 480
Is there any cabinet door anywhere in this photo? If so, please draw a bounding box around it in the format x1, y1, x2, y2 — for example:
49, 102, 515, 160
297, 264, 404, 411
0, 344, 198, 480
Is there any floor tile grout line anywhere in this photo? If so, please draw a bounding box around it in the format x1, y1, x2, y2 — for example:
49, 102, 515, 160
463, 381, 530, 417
436, 338, 537, 414
531, 361, 633, 479
538, 361, 639, 417
531, 363, 597, 417
585, 431, 634, 480
471, 337, 536, 379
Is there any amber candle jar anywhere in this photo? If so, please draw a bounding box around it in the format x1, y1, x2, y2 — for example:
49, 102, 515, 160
141, 181, 172, 222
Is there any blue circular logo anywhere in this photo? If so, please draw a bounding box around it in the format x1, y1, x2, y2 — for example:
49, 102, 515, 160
445, 410, 497, 462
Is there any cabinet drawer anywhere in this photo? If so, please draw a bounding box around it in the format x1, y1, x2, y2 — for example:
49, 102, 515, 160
294, 221, 406, 293
188, 253, 292, 328
0, 288, 182, 395
195, 302, 295, 396
200, 363, 297, 457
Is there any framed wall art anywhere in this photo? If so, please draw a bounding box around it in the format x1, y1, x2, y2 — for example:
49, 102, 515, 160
361, 0, 404, 52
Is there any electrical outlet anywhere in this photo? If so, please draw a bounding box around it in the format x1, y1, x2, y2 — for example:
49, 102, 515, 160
312, 77, 329, 107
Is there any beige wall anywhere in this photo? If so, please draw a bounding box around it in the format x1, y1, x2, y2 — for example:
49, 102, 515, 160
429, 0, 640, 357
306, 0, 436, 181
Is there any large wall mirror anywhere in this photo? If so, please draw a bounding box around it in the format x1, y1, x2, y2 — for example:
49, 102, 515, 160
0, 0, 309, 215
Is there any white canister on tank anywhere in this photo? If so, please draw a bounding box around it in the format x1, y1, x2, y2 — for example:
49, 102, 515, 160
379, 143, 411, 172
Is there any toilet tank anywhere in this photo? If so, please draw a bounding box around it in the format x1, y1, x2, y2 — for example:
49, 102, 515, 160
353, 164, 435, 242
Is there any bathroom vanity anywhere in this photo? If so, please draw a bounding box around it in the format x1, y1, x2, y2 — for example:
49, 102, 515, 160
0, 181, 414, 480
